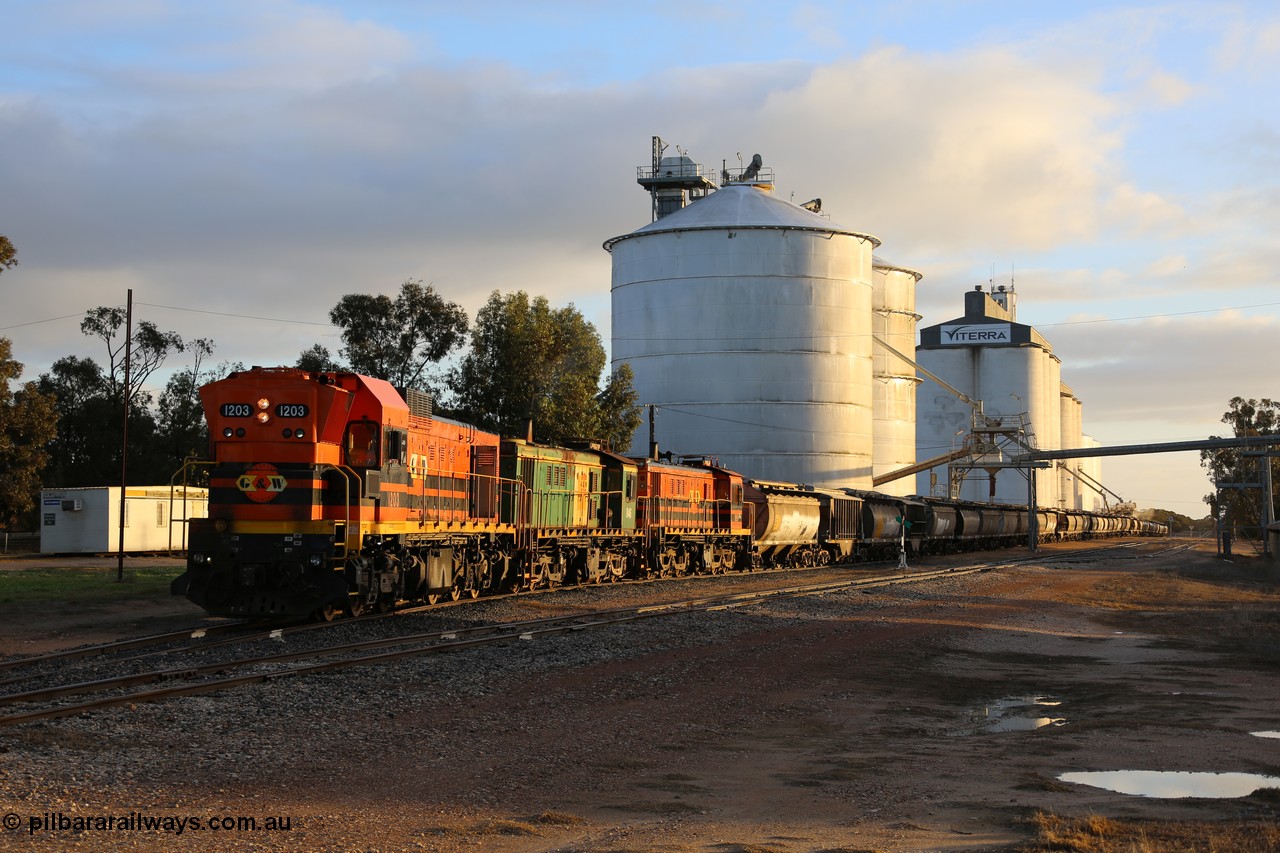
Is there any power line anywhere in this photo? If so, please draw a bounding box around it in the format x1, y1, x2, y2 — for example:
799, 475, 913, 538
1034, 300, 1280, 328
137, 302, 334, 327
0, 312, 84, 332
0, 303, 335, 334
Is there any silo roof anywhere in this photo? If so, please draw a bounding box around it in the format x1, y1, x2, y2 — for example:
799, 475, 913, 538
873, 254, 923, 280
604, 183, 879, 251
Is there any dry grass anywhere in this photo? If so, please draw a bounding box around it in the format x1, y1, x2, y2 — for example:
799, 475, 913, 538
1057, 562, 1280, 662
531, 810, 587, 826
1074, 571, 1275, 613
1020, 811, 1280, 852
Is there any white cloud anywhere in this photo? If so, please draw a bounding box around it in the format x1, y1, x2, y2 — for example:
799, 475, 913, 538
1142, 253, 1189, 278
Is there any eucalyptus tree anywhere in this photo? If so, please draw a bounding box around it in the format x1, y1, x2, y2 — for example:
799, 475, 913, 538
328, 279, 468, 392
449, 290, 640, 449
1200, 396, 1280, 530
0, 338, 57, 527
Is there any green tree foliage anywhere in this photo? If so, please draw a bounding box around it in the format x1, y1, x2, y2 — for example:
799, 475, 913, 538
295, 344, 340, 373
0, 234, 16, 276
38, 308, 190, 487
0, 338, 58, 528
156, 340, 242, 473
328, 279, 468, 391
80, 306, 185, 404
594, 362, 642, 453
1200, 397, 1280, 530
448, 291, 641, 449
38, 356, 164, 486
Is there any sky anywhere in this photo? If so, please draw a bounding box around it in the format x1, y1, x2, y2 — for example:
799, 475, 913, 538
2, 0, 1277, 516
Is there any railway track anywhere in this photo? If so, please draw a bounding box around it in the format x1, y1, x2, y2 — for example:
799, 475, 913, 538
0, 559, 1012, 727
0, 552, 921, 678
0, 539, 1160, 727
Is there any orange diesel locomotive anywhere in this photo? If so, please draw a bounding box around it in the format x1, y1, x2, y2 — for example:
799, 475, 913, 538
173, 367, 515, 619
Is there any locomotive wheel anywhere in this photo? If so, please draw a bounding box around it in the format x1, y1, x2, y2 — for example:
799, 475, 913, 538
450, 580, 462, 602
426, 593, 441, 605
315, 604, 339, 623
344, 597, 365, 619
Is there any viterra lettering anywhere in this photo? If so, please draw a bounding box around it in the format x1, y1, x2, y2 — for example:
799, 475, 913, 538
942, 324, 1011, 343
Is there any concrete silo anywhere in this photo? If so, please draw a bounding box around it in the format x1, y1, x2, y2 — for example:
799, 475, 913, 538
606, 167, 881, 488
871, 257, 922, 496
915, 285, 1064, 506
1059, 384, 1084, 509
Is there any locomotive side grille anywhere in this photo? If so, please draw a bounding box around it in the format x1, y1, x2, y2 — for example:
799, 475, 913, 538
405, 388, 433, 419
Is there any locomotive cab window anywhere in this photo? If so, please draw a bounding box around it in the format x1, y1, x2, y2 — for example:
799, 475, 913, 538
344, 421, 381, 468
384, 428, 407, 464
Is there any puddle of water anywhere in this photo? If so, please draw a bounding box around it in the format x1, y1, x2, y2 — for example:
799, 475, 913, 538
1252, 731, 1280, 739
987, 716, 1066, 732
951, 696, 1066, 735
1059, 770, 1280, 798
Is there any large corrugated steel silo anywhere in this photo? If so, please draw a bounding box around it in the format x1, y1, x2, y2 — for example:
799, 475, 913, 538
606, 182, 881, 487
871, 257, 922, 496
1059, 385, 1084, 509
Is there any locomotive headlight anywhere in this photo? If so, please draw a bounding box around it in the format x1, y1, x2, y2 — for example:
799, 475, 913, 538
257, 397, 271, 410
191, 552, 208, 565
223, 427, 234, 438
307, 553, 325, 568
256, 411, 271, 424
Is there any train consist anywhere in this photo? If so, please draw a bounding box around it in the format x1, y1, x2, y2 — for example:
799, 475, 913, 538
172, 368, 1166, 620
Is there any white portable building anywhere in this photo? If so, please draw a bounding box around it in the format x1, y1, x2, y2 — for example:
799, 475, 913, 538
39, 486, 208, 554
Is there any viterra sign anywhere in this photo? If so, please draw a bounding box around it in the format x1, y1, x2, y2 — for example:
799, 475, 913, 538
940, 323, 1012, 344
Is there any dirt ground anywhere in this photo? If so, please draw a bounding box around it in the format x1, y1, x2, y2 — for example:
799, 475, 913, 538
0, 555, 216, 656
2, 540, 1279, 852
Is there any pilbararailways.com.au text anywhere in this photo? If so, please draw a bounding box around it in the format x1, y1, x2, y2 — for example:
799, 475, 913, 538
7, 811, 294, 836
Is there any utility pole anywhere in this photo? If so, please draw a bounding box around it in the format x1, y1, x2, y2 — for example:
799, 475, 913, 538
116, 289, 133, 582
